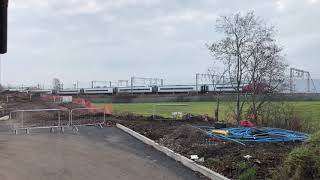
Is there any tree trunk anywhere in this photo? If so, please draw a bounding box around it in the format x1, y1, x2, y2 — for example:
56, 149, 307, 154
236, 91, 241, 124
252, 94, 258, 122
215, 92, 220, 121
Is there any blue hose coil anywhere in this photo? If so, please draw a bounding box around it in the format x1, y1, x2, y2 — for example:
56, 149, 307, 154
197, 126, 309, 142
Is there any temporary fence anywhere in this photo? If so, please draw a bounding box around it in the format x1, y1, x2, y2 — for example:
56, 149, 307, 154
9, 109, 70, 134
9, 107, 107, 134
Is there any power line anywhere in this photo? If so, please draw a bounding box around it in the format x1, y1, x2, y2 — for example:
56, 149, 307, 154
289, 68, 317, 93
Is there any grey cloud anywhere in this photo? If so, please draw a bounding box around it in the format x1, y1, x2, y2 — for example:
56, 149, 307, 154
3, 0, 320, 88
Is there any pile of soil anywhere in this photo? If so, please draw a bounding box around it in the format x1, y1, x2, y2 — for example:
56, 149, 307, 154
112, 113, 181, 122
120, 120, 300, 179
0, 92, 89, 126
0, 92, 86, 117
158, 125, 224, 156
58, 103, 84, 110
120, 120, 179, 140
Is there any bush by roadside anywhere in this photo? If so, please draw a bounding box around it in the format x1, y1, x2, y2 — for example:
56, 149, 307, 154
275, 131, 320, 180
251, 102, 315, 133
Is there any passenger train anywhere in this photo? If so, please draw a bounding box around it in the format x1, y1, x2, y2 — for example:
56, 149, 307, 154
24, 84, 249, 95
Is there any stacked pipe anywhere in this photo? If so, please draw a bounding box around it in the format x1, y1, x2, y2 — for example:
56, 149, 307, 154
0, 0, 8, 54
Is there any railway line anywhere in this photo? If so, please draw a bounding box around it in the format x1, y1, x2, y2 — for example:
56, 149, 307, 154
11, 83, 254, 96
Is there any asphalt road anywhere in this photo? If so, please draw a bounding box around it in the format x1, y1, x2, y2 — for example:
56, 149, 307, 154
0, 126, 203, 180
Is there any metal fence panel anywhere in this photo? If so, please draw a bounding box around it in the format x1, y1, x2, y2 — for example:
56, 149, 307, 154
71, 108, 106, 126
9, 109, 70, 130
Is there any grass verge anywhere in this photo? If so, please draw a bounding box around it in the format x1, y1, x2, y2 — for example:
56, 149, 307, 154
276, 131, 320, 179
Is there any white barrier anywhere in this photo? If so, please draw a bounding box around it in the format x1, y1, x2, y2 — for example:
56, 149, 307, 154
9, 109, 70, 134
9, 108, 107, 134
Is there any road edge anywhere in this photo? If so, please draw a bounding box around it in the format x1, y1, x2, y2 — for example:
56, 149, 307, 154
116, 123, 229, 180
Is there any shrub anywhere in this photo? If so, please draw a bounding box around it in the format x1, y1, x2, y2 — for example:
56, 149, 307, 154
204, 158, 220, 167
239, 168, 257, 180
256, 102, 310, 132
309, 131, 320, 144
278, 131, 320, 180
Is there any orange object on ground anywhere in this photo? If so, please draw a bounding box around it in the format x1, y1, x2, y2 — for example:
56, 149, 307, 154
104, 104, 113, 115
72, 97, 113, 114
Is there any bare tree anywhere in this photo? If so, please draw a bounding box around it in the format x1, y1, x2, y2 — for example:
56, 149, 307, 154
246, 41, 288, 122
52, 78, 62, 91
208, 11, 288, 124
208, 11, 262, 123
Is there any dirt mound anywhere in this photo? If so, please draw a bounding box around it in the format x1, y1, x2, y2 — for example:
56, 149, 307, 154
120, 120, 177, 140
161, 129, 299, 179
113, 113, 171, 121
0, 92, 88, 118
58, 103, 85, 109
120, 119, 300, 179
113, 113, 146, 121
157, 125, 300, 179
158, 125, 222, 156
185, 114, 215, 122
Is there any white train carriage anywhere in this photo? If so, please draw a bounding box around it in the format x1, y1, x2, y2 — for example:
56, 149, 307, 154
117, 86, 153, 94
83, 88, 114, 95
212, 84, 246, 93
7, 88, 28, 93
157, 85, 197, 93
215, 85, 237, 92
57, 89, 81, 95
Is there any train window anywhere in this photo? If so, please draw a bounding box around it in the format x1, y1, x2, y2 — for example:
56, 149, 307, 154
119, 88, 151, 92
62, 90, 78, 92
159, 88, 194, 90
85, 89, 111, 92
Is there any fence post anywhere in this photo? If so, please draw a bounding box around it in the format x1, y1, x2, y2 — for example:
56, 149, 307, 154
68, 110, 71, 126
21, 111, 24, 129
58, 111, 61, 126
70, 110, 73, 126
104, 109, 106, 124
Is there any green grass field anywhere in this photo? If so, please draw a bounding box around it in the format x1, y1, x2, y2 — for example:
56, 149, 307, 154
95, 101, 320, 120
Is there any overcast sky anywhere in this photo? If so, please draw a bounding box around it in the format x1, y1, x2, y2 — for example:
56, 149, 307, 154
2, 0, 320, 88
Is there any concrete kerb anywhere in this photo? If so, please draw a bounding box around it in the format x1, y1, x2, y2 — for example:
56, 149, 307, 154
116, 123, 229, 180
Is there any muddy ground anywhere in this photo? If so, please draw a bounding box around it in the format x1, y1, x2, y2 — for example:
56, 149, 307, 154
0, 91, 83, 117
111, 116, 300, 179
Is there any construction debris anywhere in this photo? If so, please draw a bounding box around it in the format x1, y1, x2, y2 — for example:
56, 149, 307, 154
120, 121, 301, 179
190, 155, 199, 160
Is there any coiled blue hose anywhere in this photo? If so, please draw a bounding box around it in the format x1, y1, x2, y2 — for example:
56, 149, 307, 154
196, 126, 309, 142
